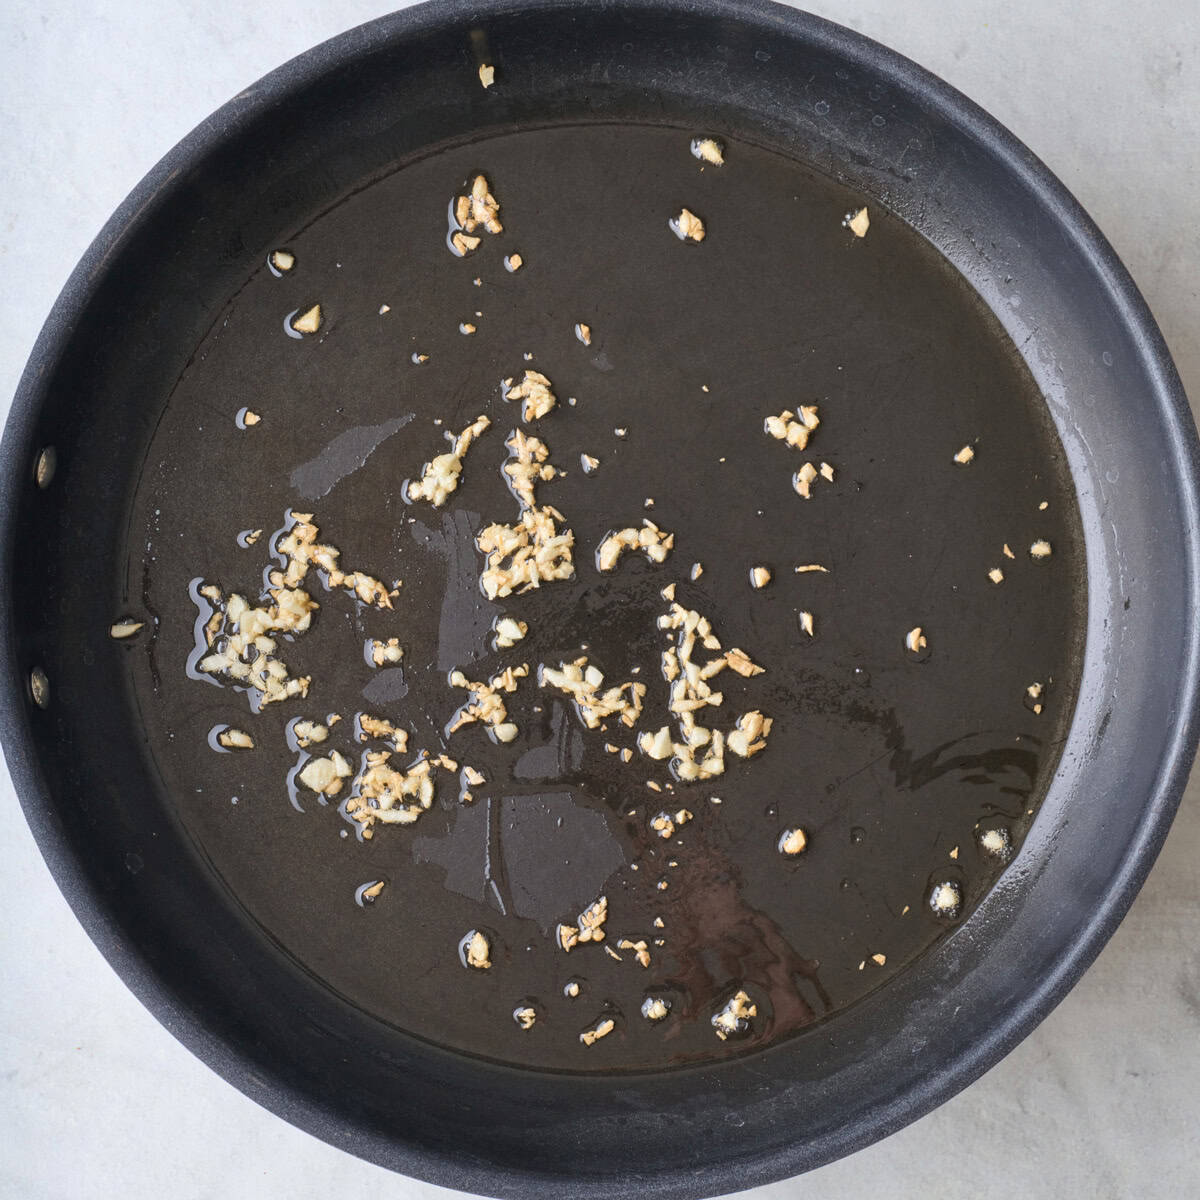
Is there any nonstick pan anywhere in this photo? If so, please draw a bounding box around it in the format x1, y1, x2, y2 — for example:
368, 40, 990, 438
2, 1, 1198, 1197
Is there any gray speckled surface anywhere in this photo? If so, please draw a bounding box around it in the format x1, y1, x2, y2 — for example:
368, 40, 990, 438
2, 2, 1197, 1197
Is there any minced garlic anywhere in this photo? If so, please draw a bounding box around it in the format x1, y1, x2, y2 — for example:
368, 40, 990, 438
448, 663, 530, 742
477, 505, 575, 599
478, 63, 495, 88
954, 444, 975, 465
462, 929, 491, 969
358, 713, 409, 753
905, 626, 927, 654
407, 413, 491, 506
504, 253, 523, 272
712, 989, 757, 1040
450, 174, 502, 253
596, 522, 674, 571
1030, 540, 1053, 559
778, 827, 807, 855
502, 429, 558, 508
727, 710, 772, 758
764, 406, 820, 450
799, 611, 815, 637
580, 1017, 615, 1046
369, 637, 404, 666
109, 621, 144, 639
291, 305, 321, 334
345, 753, 440, 830
844, 206, 870, 238
298, 750, 354, 797
513, 1006, 536, 1030
217, 728, 254, 750
270, 249, 294, 272
642, 996, 671, 1021
670, 208, 706, 241
690, 137, 724, 165
541, 658, 646, 729
292, 719, 329, 748
793, 461, 819, 499
794, 564, 828, 574
581, 453, 599, 473
988, 567, 1005, 584
493, 616, 528, 649
557, 895, 608, 952
503, 369, 556, 421
617, 938, 652, 968
749, 566, 772, 589
575, 323, 592, 345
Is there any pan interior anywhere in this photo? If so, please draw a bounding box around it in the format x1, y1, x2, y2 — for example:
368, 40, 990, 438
113, 121, 1083, 1073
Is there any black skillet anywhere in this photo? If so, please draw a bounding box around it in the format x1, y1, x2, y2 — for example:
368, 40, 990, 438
2, 1, 1198, 1196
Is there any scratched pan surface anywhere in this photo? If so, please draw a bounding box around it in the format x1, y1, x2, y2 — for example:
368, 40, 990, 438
2, 2, 1198, 1197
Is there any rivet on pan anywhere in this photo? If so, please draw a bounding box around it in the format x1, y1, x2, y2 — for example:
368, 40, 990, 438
34, 447, 56, 489
30, 667, 50, 708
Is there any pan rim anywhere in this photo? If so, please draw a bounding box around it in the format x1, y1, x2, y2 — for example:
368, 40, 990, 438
2, 1, 1198, 1195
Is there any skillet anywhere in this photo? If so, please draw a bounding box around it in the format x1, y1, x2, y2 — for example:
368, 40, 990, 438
2, 1, 1198, 1196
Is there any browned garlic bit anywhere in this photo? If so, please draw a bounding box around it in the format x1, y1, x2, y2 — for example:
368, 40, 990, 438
793, 462, 820, 499
477, 506, 575, 599
370, 637, 404, 666
292, 719, 329, 748
949, 845, 960, 860
492, 616, 528, 649
844, 206, 870, 238
596, 522, 675, 571
291, 305, 321, 335
575, 323, 592, 345
217, 728, 254, 750
448, 663, 530, 743
871, 953, 887, 966
988, 567, 1005, 584
449, 174, 502, 256
778, 827, 807, 856
361, 880, 386, 901
617, 939, 652, 968
109, 620, 144, 639
1027, 681, 1044, 715
798, 611, 815, 637
670, 208, 706, 242
358, 713, 409, 753
642, 996, 671, 1022
478, 63, 495, 88
462, 929, 491, 969
763, 406, 820, 450
504, 253, 523, 272
412, 352, 430, 364
794, 564, 828, 574
241, 411, 261, 427
502, 429, 558, 508
712, 989, 757, 1040
541, 658, 646, 729
270, 249, 294, 272
298, 750, 354, 797
460, 322, 477, 335
690, 137, 725, 165
953, 444, 975, 465
580, 1017, 615, 1046
503, 370, 557, 422
905, 626, 927, 654
407, 414, 491, 507
513, 1006, 536, 1030
1030, 540, 1053, 559
345, 754, 441, 831
557, 895, 608, 952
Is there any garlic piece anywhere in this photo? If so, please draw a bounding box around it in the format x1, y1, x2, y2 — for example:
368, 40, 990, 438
670, 207, 706, 242
844, 206, 870, 238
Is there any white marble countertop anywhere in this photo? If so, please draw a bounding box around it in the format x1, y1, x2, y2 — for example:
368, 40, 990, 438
2, 2, 1198, 1197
